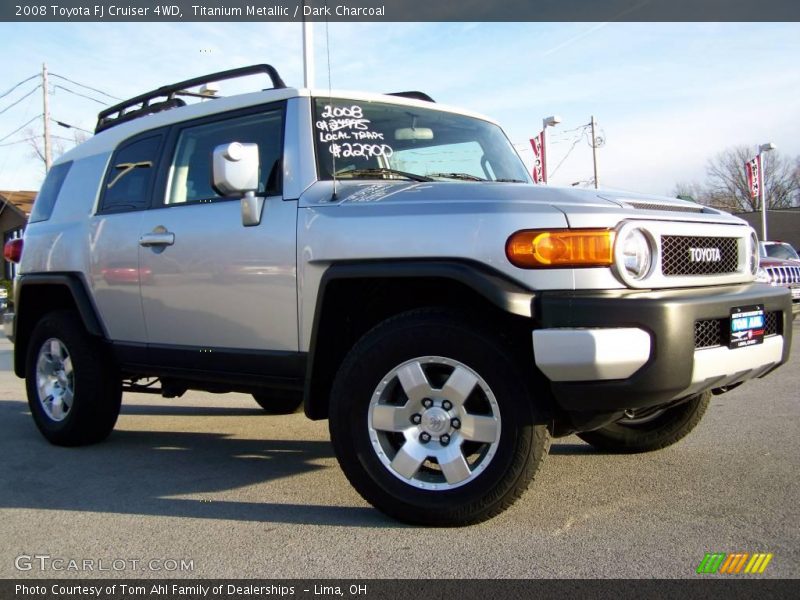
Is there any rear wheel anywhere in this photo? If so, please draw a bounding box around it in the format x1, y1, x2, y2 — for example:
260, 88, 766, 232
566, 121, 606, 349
577, 392, 711, 453
26, 310, 121, 446
252, 390, 303, 415
329, 309, 549, 526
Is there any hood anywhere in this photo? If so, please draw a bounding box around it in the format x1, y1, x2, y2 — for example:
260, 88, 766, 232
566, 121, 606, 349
299, 181, 747, 228
302, 181, 619, 207
760, 256, 800, 267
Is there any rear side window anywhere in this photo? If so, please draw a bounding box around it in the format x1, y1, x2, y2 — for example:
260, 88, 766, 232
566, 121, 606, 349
28, 161, 72, 223
99, 134, 163, 213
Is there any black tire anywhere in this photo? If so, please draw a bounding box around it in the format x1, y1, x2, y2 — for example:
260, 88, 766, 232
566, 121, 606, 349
25, 310, 121, 446
252, 390, 303, 415
329, 308, 550, 526
577, 391, 711, 453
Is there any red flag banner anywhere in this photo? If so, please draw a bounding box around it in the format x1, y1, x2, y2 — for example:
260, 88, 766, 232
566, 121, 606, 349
745, 155, 761, 199
530, 132, 546, 184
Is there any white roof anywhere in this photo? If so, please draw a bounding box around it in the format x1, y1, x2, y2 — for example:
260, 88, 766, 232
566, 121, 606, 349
56, 87, 498, 164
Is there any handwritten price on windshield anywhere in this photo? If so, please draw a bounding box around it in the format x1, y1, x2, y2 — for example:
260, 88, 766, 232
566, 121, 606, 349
329, 143, 394, 159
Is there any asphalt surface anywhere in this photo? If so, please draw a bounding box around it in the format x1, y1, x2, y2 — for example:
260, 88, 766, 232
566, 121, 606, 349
0, 322, 798, 579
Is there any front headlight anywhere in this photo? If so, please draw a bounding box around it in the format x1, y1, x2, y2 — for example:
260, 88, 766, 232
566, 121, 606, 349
755, 266, 772, 284
618, 228, 652, 280
749, 231, 760, 275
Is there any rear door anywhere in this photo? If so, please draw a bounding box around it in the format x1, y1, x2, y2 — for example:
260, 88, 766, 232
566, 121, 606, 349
90, 132, 165, 343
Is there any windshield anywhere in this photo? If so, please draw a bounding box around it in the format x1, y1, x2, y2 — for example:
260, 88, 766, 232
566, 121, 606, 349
761, 242, 800, 261
313, 98, 530, 183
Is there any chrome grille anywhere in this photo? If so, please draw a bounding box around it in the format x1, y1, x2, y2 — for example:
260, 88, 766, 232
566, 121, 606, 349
765, 265, 800, 285
661, 236, 739, 276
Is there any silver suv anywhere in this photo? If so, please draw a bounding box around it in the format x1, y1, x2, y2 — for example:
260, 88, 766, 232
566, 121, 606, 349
4, 65, 793, 525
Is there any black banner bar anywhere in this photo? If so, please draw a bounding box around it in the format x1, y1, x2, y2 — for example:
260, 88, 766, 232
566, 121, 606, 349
2, 0, 800, 22
0, 580, 797, 600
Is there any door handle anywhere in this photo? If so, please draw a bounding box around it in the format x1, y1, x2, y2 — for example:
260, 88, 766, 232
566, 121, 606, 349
139, 227, 175, 247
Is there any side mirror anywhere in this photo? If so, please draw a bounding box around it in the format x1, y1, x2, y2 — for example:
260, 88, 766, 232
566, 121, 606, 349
212, 142, 264, 226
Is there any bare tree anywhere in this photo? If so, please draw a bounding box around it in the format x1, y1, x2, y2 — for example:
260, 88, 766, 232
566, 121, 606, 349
25, 127, 88, 174
702, 145, 797, 212
673, 181, 706, 203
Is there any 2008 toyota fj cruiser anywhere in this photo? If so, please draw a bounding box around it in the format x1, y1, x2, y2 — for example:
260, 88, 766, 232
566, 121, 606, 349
4, 65, 793, 525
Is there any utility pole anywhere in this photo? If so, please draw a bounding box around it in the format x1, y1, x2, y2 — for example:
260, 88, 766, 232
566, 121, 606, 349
42, 62, 52, 171
590, 115, 598, 189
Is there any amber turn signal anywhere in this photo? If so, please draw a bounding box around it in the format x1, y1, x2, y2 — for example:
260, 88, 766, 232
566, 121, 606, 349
505, 229, 615, 268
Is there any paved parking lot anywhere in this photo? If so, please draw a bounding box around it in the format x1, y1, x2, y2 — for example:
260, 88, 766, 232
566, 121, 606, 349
1, 322, 798, 579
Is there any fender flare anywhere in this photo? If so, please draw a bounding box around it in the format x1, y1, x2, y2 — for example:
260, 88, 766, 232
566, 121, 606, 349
13, 273, 106, 377
303, 259, 536, 419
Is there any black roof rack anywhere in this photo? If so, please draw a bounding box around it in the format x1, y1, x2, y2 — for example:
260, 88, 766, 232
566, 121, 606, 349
387, 91, 436, 103
95, 64, 287, 134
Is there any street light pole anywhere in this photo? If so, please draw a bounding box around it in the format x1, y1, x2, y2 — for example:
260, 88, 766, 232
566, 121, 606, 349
758, 142, 775, 240
541, 115, 561, 183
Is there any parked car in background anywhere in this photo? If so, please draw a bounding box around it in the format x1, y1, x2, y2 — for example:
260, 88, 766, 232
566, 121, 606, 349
760, 241, 800, 262
759, 242, 800, 314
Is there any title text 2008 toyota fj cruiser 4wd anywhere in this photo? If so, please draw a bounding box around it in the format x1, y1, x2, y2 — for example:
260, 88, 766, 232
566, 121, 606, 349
4, 65, 793, 525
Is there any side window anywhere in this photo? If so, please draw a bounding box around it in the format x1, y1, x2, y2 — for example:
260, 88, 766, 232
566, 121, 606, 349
100, 135, 162, 213
29, 161, 72, 223
165, 109, 283, 206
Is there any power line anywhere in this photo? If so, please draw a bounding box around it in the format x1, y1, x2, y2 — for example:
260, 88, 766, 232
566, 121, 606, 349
560, 122, 592, 134
52, 84, 109, 106
52, 119, 92, 134
0, 136, 37, 148
50, 72, 121, 101
0, 74, 38, 102
0, 133, 84, 152
0, 114, 43, 144
548, 124, 591, 142
549, 133, 584, 179
0, 85, 42, 116
0, 77, 39, 181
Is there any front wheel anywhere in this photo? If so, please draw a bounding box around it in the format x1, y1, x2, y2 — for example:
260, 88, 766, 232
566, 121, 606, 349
329, 309, 550, 526
577, 392, 711, 453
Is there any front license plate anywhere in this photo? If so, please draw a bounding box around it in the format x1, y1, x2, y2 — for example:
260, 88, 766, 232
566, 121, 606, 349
729, 304, 765, 349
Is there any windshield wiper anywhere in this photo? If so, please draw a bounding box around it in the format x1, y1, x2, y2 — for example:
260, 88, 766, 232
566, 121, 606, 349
335, 168, 433, 182
494, 178, 527, 183
427, 172, 486, 182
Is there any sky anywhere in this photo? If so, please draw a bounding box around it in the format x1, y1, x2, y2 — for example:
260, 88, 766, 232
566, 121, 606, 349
1, 21, 798, 196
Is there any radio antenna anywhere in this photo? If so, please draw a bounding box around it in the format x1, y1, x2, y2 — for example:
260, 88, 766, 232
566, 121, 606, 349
324, 1, 337, 202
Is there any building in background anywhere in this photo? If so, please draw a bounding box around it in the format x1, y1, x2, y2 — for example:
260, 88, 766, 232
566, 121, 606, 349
735, 208, 800, 250
0, 191, 35, 280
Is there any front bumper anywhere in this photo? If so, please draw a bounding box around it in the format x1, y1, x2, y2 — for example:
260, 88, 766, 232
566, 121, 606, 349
532, 283, 792, 412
